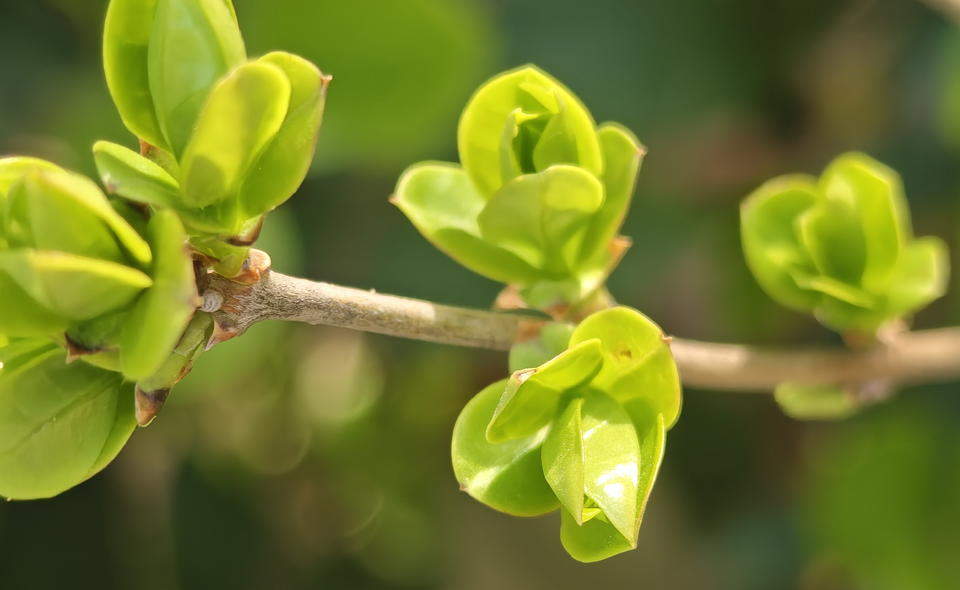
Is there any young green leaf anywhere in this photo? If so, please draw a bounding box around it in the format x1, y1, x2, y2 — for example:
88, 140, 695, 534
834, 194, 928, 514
820, 152, 909, 292
0, 157, 61, 196
740, 175, 821, 311
8, 171, 123, 264
392, 162, 542, 285
451, 380, 559, 517
0, 271, 69, 337
238, 52, 329, 218
542, 392, 641, 543
148, 0, 246, 156
120, 209, 197, 380
542, 398, 587, 523
187, 234, 250, 277
798, 199, 867, 287
569, 307, 681, 427
0, 347, 135, 500
103, 0, 167, 149
458, 65, 602, 198
8, 169, 153, 267
179, 61, 291, 211
882, 236, 948, 316
774, 382, 859, 421
478, 165, 604, 274
0, 250, 151, 321
560, 411, 666, 562
741, 153, 949, 334
487, 338, 603, 443
579, 123, 644, 269
135, 312, 213, 426
93, 140, 182, 208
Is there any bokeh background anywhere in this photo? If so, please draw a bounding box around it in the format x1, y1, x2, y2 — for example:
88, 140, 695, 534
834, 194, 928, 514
3, 0, 960, 588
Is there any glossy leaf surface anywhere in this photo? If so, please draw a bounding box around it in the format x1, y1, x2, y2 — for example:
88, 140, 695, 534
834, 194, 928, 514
148, 0, 246, 156
238, 52, 329, 217
7, 169, 152, 267
569, 307, 681, 427
579, 123, 643, 268
542, 393, 641, 541
451, 380, 558, 516
180, 61, 291, 211
560, 412, 666, 562
478, 165, 603, 274
103, 0, 166, 149
487, 338, 603, 443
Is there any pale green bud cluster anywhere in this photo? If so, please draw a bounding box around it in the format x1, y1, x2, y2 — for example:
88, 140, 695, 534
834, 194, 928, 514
99, 0, 329, 276
452, 307, 681, 561
393, 66, 644, 310
741, 152, 949, 335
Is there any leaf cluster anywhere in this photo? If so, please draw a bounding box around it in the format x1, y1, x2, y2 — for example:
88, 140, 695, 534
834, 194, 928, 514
393, 66, 644, 310
452, 307, 681, 561
741, 152, 948, 335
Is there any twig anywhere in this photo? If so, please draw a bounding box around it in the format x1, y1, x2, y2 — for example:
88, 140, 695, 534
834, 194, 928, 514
206, 270, 960, 393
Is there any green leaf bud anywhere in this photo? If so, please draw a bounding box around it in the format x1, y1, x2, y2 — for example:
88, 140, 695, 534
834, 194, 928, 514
774, 382, 860, 421
741, 152, 949, 334
394, 66, 644, 310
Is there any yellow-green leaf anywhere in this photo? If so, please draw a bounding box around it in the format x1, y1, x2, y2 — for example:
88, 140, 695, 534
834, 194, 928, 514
0, 250, 151, 321
0, 347, 136, 500
148, 0, 246, 156
103, 0, 167, 149
451, 380, 558, 517
570, 307, 681, 427
392, 162, 542, 285
93, 140, 181, 209
180, 61, 291, 209
121, 209, 197, 380
238, 52, 329, 218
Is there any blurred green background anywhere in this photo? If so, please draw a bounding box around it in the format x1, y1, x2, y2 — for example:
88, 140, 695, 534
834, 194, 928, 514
3, 0, 960, 588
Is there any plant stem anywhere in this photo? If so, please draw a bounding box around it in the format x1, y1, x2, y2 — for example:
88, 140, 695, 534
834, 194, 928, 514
206, 269, 960, 393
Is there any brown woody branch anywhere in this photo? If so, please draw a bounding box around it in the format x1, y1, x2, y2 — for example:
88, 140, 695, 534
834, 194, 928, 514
205, 268, 960, 393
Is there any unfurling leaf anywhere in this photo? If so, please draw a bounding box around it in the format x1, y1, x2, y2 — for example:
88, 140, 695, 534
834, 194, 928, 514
392, 163, 541, 285
560, 411, 665, 562
570, 307, 682, 427
180, 61, 291, 211
102, 1, 327, 267
451, 380, 559, 516
238, 52, 330, 217
458, 65, 602, 198
487, 338, 603, 442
